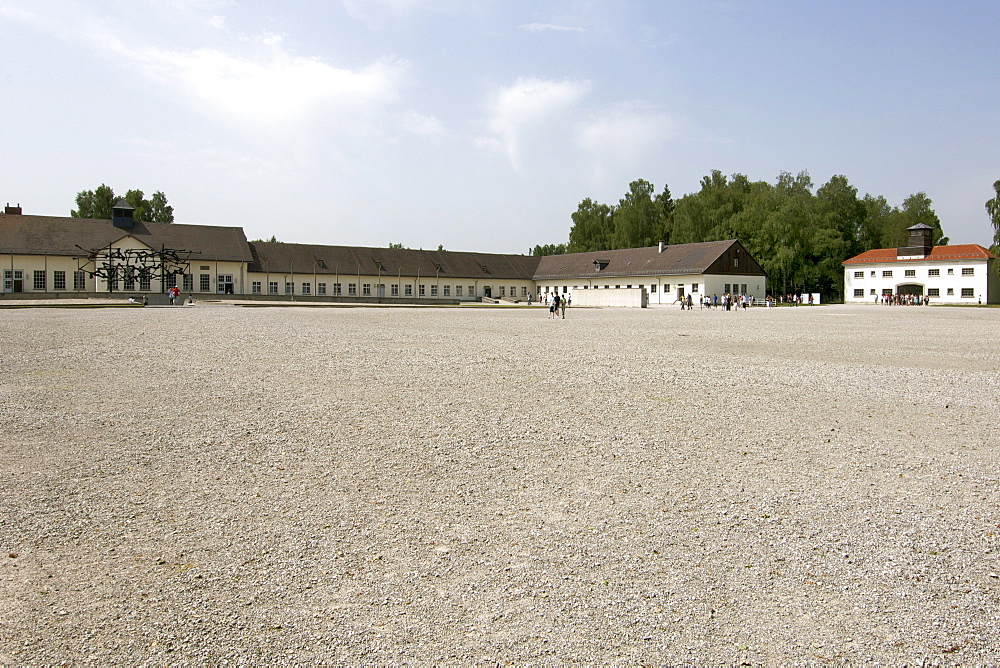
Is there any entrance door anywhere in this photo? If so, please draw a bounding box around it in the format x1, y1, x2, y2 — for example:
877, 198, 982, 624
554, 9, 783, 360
484, 286, 492, 298
217, 274, 234, 294
897, 283, 923, 296
676, 286, 685, 300
4, 270, 23, 293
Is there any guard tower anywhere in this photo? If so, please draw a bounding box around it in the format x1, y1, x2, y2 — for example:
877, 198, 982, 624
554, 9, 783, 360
896, 223, 934, 259
112, 199, 135, 229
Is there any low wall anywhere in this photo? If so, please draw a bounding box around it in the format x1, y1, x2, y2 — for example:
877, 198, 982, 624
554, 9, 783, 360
570, 288, 647, 308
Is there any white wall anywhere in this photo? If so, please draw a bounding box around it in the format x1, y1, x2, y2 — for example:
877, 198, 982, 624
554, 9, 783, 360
844, 259, 996, 304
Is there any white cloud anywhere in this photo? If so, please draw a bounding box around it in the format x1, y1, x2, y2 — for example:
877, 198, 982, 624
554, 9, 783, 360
396, 110, 445, 138
339, 0, 471, 26
519, 22, 585, 33
576, 102, 678, 185
479, 77, 591, 170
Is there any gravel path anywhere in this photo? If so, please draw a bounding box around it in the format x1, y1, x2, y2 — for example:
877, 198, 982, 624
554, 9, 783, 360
1, 303, 998, 664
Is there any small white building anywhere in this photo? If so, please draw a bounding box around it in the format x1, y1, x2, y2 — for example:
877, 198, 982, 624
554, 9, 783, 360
533, 239, 767, 307
842, 223, 999, 304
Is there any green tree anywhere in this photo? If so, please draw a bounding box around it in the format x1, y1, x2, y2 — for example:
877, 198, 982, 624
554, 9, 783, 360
985, 179, 1000, 251
71, 185, 174, 222
654, 184, 676, 244
568, 198, 614, 252
530, 243, 567, 256
611, 179, 659, 248
149, 191, 174, 223
71, 183, 116, 219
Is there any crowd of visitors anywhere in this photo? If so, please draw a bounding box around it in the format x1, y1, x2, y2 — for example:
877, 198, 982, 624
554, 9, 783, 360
874, 293, 930, 306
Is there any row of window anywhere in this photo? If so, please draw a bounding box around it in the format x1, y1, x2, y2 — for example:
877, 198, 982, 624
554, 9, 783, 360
247, 282, 531, 297
3, 270, 232, 293
853, 288, 975, 298
853, 267, 974, 279
4, 270, 88, 291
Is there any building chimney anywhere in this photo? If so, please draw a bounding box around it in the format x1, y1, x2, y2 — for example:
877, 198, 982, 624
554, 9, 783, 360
4, 203, 22, 215
658, 241, 664, 253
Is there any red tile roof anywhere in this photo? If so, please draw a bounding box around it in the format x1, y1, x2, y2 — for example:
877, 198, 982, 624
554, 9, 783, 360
843, 244, 996, 264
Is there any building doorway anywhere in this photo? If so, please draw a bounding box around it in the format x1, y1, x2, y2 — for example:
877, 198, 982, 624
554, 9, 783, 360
4, 269, 24, 293
217, 274, 234, 294
897, 283, 923, 296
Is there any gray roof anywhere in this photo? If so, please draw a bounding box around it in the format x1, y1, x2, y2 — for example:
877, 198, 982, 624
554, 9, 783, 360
0, 214, 253, 262
534, 240, 766, 280
249, 242, 541, 280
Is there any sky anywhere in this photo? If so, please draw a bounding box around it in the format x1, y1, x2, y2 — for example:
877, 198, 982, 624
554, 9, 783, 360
1, 0, 998, 253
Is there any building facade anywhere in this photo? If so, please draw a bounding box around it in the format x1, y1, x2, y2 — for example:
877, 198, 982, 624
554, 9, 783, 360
2, 204, 768, 306
843, 224, 998, 304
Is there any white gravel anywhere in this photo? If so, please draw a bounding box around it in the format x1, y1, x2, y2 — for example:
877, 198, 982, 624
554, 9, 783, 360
1, 303, 998, 664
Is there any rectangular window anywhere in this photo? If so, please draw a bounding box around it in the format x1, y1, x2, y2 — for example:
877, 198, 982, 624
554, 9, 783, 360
363, 283, 371, 296
650, 284, 656, 293
333, 283, 341, 295
284, 282, 293, 294
734, 258, 739, 267
73, 270, 86, 290
854, 271, 864, 279
349, 283, 357, 296
521, 286, 527, 297
854, 289, 864, 298
405, 284, 412, 296
962, 267, 974, 276
883, 288, 893, 296
511, 286, 517, 296
928, 268, 940, 277
318, 283, 327, 295
499, 286, 506, 297
140, 276, 151, 291
947, 288, 954, 295
200, 274, 210, 291
301, 282, 311, 295
961, 288, 975, 298
124, 276, 135, 291
269, 281, 278, 294
430, 285, 438, 296
391, 284, 399, 296
927, 288, 940, 297
419, 284, 425, 296
33, 270, 46, 290
870, 289, 876, 295
183, 273, 193, 292
456, 285, 463, 297
882, 270, 892, 278
468, 285, 474, 296
741, 284, 747, 294
53, 271, 66, 291
724, 283, 730, 294
871, 271, 876, 277
905, 269, 915, 277
691, 284, 699, 293
443, 285, 450, 296
947, 268, 954, 275
252, 281, 262, 294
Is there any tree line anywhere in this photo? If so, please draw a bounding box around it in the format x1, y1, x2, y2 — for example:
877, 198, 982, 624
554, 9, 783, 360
558, 170, 950, 300
71, 184, 174, 224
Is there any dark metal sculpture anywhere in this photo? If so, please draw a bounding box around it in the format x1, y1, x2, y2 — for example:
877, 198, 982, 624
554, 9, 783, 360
76, 244, 194, 293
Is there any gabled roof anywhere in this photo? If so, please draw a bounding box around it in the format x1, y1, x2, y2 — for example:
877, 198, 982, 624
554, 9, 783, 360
533, 239, 766, 280
842, 244, 996, 265
0, 213, 253, 262
249, 242, 541, 280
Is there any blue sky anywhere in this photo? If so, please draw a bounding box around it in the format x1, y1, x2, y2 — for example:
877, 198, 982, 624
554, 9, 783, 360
1, 0, 997, 252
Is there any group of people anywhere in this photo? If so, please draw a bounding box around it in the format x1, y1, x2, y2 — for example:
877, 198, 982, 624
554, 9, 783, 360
683, 293, 755, 311
875, 293, 929, 306
540, 291, 568, 319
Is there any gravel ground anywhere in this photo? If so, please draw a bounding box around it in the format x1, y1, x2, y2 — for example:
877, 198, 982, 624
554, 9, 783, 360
1, 303, 998, 665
